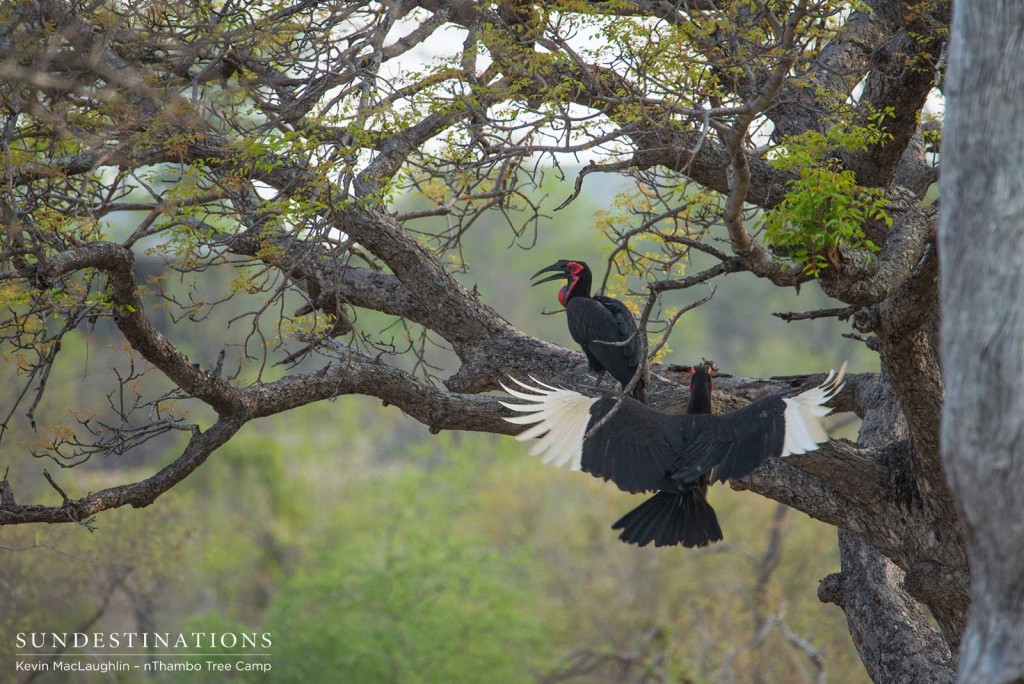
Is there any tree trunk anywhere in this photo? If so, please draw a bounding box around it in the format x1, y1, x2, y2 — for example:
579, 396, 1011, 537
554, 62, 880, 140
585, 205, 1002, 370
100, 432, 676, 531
828, 531, 955, 684
940, 1, 1024, 680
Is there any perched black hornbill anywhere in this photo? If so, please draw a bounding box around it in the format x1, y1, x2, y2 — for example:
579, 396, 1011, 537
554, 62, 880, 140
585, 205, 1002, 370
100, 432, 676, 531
610, 363, 722, 547
500, 363, 846, 547
532, 260, 647, 403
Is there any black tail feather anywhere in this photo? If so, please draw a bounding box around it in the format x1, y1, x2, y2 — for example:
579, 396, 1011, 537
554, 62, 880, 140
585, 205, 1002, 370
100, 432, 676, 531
611, 488, 722, 548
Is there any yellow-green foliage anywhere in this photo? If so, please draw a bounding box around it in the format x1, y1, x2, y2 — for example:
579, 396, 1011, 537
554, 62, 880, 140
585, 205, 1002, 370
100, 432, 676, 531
761, 111, 895, 276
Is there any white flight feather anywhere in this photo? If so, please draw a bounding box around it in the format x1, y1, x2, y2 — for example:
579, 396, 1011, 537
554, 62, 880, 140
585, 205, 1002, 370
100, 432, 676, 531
499, 376, 597, 471
780, 362, 847, 457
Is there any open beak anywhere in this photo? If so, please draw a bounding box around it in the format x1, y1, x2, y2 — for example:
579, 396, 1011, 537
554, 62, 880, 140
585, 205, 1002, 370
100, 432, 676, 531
531, 263, 568, 286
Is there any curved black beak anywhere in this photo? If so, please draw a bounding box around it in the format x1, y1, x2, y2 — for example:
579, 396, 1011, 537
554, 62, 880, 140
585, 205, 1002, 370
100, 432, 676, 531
531, 262, 568, 286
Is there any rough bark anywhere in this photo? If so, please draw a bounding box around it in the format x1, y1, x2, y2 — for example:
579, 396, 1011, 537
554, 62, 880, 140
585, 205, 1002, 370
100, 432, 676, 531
940, 1, 1024, 680
829, 532, 955, 683
819, 368, 960, 678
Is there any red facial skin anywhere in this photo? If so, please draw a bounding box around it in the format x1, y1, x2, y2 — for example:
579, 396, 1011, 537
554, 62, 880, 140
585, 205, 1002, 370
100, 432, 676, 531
690, 365, 713, 391
557, 261, 585, 307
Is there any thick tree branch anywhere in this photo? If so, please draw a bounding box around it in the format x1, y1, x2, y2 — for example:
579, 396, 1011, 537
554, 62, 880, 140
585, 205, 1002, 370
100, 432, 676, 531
0, 418, 242, 525
842, 1, 950, 189
38, 243, 245, 416
826, 532, 955, 684
770, 0, 903, 140
819, 202, 937, 307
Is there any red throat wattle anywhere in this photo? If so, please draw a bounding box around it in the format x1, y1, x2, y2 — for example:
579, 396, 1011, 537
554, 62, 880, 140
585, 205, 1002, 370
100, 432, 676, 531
558, 285, 569, 306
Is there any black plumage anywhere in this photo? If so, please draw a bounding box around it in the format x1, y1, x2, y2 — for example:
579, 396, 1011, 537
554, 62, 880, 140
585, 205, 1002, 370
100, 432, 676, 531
532, 260, 647, 403
611, 489, 721, 549
611, 364, 722, 547
501, 364, 845, 548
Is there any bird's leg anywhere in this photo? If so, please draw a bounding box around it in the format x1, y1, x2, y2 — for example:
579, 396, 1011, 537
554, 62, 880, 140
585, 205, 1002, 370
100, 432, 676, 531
593, 369, 605, 390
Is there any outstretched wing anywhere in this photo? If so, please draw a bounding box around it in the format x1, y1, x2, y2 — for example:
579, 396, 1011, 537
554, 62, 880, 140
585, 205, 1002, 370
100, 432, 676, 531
672, 364, 847, 484
499, 377, 597, 471
500, 378, 679, 493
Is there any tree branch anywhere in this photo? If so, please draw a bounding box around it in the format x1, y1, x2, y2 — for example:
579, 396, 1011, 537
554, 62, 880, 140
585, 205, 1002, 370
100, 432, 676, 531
38, 243, 246, 416
826, 532, 955, 684
0, 418, 242, 525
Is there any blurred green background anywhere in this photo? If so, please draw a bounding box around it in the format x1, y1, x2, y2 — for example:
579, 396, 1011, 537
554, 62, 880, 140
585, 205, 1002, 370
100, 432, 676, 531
0, 174, 875, 683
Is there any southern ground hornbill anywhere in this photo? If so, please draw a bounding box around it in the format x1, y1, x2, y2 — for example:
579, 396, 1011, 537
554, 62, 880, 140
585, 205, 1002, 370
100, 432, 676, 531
532, 260, 647, 403
500, 363, 846, 547
611, 363, 722, 547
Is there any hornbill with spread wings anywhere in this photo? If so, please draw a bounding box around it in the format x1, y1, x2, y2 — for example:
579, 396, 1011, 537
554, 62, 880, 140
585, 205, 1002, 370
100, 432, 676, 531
532, 260, 647, 403
500, 363, 846, 547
